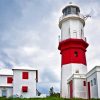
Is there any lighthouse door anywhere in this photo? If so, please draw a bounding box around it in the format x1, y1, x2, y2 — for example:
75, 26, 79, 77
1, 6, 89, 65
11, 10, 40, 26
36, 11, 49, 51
88, 82, 91, 99
70, 80, 73, 98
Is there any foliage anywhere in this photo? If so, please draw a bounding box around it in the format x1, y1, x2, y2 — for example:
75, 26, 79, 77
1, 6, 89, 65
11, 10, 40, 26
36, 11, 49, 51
49, 87, 60, 97
49, 87, 54, 96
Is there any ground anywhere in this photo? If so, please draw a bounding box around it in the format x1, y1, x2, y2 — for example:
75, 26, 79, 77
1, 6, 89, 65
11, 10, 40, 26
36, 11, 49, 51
0, 97, 100, 100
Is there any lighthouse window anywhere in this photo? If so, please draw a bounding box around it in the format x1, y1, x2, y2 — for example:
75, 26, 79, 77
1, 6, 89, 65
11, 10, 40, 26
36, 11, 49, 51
67, 7, 71, 14
83, 81, 86, 86
74, 51, 78, 57
94, 78, 96, 85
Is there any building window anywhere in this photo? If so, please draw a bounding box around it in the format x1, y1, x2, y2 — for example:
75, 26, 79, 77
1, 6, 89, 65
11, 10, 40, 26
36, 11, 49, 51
7, 77, 13, 84
94, 78, 96, 85
83, 81, 86, 86
22, 72, 28, 79
91, 80, 93, 86
22, 86, 28, 92
74, 51, 78, 57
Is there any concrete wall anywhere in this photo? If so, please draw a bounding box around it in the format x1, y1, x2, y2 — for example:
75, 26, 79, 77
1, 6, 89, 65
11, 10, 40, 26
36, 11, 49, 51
13, 70, 37, 98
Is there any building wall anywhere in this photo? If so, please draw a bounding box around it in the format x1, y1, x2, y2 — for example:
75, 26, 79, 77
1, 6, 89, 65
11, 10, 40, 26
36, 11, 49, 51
87, 72, 98, 98
61, 20, 70, 40
0, 75, 13, 97
13, 70, 37, 98
0, 75, 13, 87
61, 63, 87, 98
97, 72, 100, 98
61, 19, 85, 41
73, 78, 87, 99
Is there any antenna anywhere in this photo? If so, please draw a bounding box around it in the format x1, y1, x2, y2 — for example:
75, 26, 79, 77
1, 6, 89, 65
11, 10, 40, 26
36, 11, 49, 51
84, 9, 94, 20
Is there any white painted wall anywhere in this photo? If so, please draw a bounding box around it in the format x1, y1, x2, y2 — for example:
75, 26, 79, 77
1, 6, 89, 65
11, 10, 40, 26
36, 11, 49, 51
87, 70, 98, 98
61, 19, 85, 41
61, 20, 70, 40
73, 78, 87, 99
0, 75, 13, 87
61, 64, 72, 98
13, 70, 37, 98
61, 63, 87, 98
97, 72, 100, 98
0, 75, 13, 98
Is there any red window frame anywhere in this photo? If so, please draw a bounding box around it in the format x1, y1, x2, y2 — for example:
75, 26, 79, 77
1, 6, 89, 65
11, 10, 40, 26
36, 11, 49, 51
22, 72, 28, 79
7, 77, 13, 83
22, 86, 28, 92
83, 81, 86, 86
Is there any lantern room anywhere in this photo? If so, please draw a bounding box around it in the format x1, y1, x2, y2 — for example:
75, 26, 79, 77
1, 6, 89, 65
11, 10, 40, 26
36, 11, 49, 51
62, 3, 80, 16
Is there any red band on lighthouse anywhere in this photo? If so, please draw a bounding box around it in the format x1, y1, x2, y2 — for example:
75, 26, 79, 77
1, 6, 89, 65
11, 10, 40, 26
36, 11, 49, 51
58, 38, 88, 65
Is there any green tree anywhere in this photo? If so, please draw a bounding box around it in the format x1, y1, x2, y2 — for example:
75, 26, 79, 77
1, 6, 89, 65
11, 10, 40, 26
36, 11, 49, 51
49, 87, 54, 96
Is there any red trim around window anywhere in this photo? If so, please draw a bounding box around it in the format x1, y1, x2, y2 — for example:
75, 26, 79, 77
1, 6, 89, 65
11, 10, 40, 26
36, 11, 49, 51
22, 72, 28, 79
7, 77, 13, 83
22, 86, 28, 92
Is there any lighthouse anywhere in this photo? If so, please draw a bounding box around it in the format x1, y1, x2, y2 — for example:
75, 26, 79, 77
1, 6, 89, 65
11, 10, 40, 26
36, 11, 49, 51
58, 3, 89, 98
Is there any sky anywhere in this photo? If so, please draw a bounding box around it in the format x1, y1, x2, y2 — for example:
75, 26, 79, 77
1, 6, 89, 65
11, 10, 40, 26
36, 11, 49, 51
0, 0, 100, 94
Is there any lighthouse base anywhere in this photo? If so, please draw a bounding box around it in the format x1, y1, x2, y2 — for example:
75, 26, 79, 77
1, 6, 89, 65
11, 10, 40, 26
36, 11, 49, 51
60, 63, 87, 98
67, 74, 87, 99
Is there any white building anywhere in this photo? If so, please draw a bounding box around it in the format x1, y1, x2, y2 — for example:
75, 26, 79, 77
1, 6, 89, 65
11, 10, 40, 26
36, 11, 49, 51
0, 66, 38, 98
13, 66, 38, 98
0, 69, 13, 98
58, 2, 100, 99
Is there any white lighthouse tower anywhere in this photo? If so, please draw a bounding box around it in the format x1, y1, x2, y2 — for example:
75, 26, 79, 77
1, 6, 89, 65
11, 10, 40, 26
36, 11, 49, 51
58, 3, 89, 98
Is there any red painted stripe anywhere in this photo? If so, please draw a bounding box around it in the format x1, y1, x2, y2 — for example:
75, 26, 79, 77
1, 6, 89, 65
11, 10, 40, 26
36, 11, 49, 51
58, 38, 88, 65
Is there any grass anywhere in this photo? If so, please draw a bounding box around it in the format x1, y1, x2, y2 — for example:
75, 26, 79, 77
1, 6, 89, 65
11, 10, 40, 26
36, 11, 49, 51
0, 97, 100, 100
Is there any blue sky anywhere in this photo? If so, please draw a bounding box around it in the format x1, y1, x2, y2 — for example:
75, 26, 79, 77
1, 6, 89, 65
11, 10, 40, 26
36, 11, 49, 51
0, 0, 100, 94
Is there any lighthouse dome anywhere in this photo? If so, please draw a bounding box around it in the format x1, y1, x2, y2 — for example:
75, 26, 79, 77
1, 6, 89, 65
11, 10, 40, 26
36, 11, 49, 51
62, 2, 80, 16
